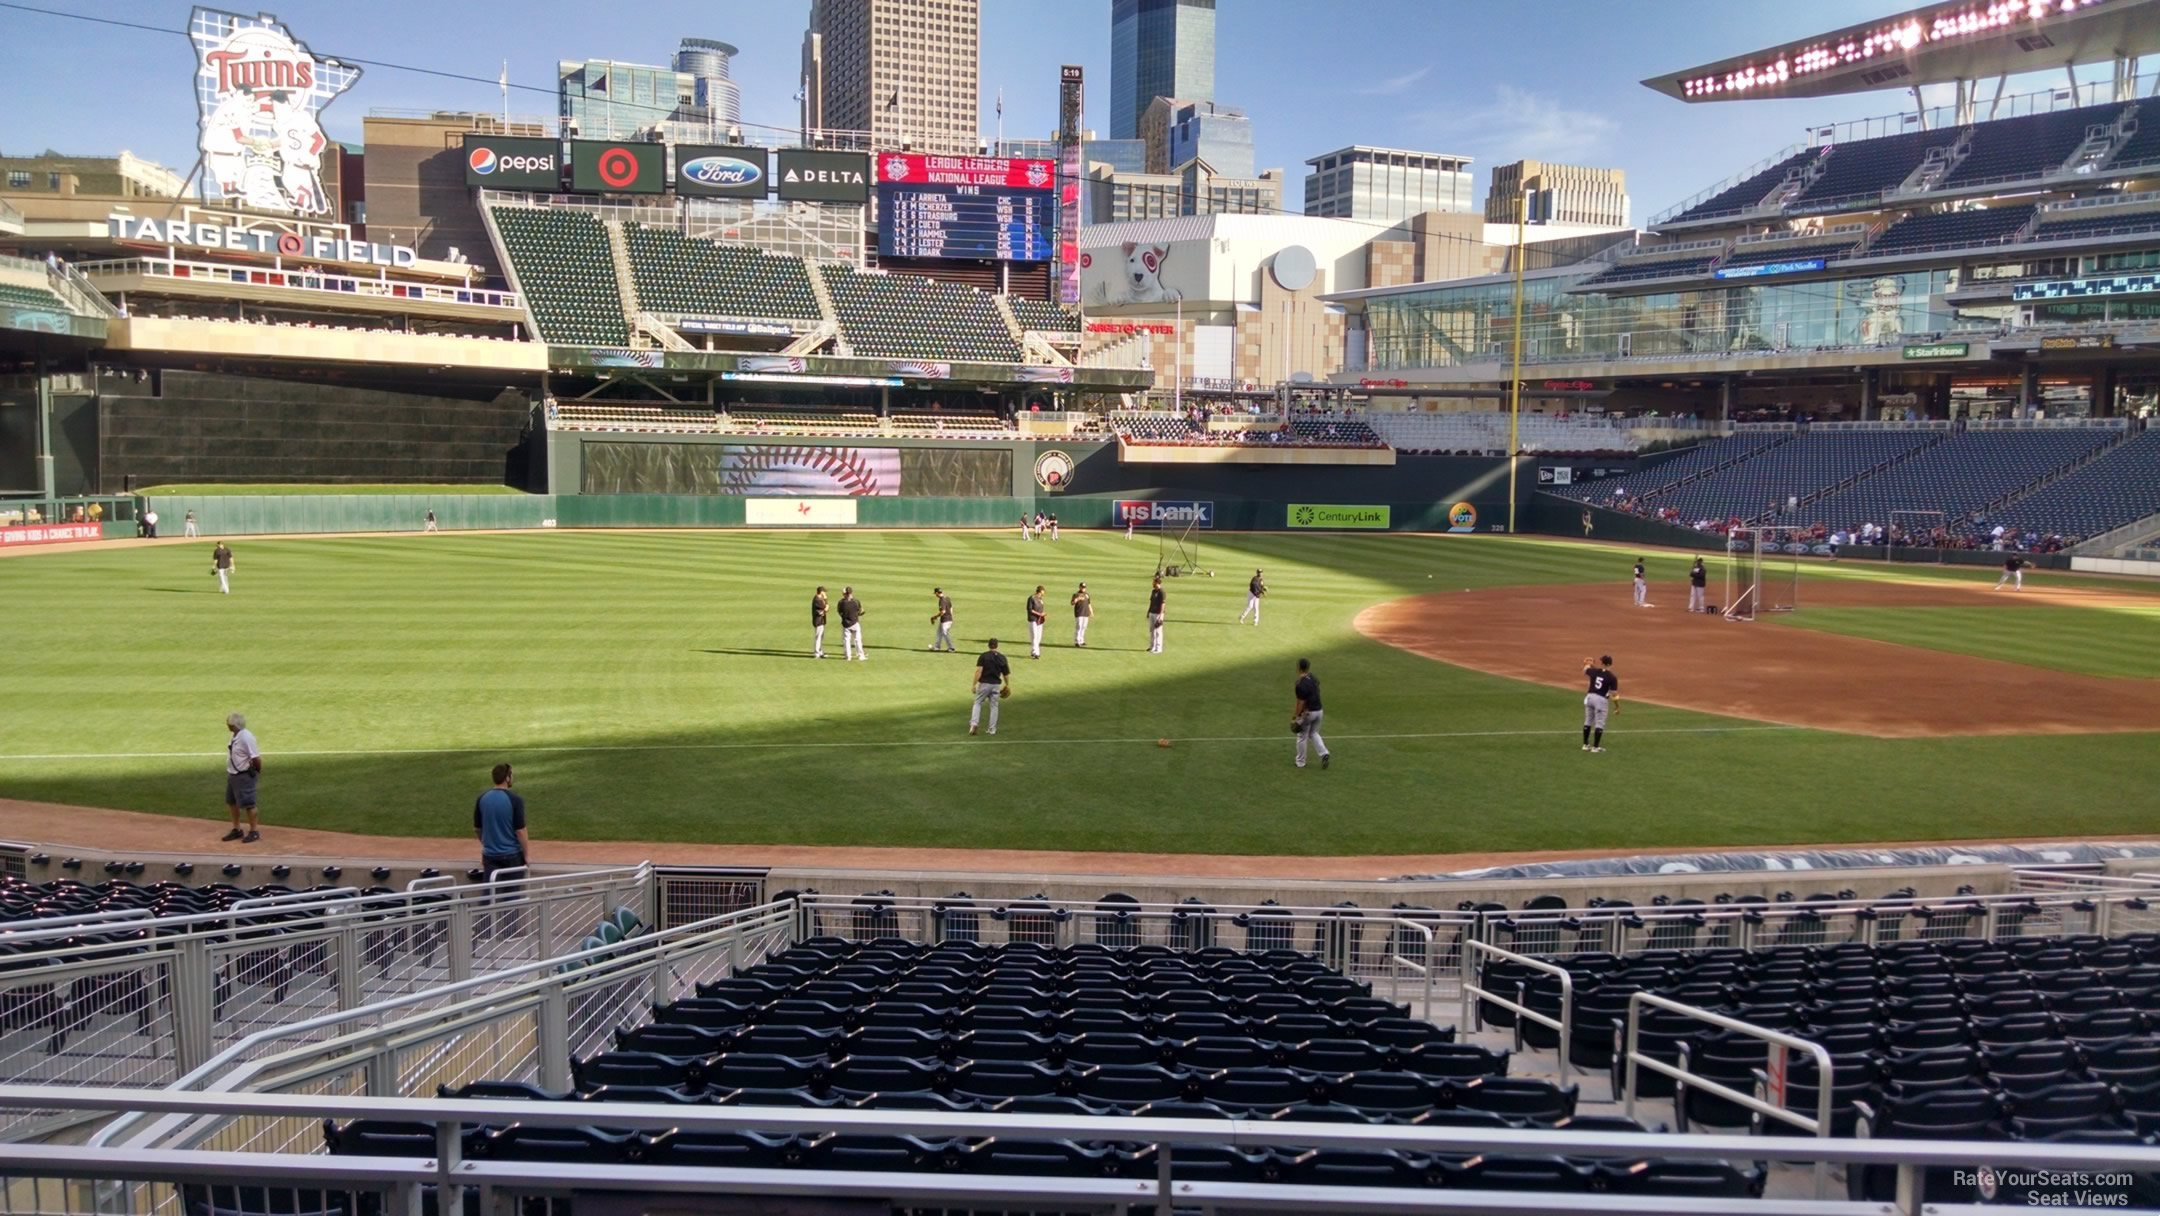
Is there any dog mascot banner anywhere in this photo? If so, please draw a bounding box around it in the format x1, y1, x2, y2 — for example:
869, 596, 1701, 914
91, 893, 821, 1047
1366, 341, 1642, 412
1079, 237, 1212, 312
190, 7, 361, 216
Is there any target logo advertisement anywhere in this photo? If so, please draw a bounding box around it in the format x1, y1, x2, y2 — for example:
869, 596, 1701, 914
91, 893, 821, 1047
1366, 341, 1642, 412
460, 134, 559, 188
571, 140, 664, 195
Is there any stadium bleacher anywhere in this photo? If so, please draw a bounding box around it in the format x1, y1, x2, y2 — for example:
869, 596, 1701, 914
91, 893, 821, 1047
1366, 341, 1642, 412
337, 936, 1767, 1197
1664, 149, 1818, 223
1366, 412, 1646, 457
1804, 428, 2122, 532
622, 225, 823, 322
0, 282, 69, 312
1008, 297, 1081, 334
824, 266, 1022, 363
1866, 205, 2035, 256
1482, 934, 2160, 1205
1971, 429, 2160, 542
1791, 130, 1946, 207
489, 208, 628, 347
1716, 237, 1861, 270
2114, 108, 2160, 168
1583, 254, 1722, 286
1551, 431, 1791, 501
2030, 206, 2160, 243
1937, 102, 2127, 188
1638, 431, 1944, 524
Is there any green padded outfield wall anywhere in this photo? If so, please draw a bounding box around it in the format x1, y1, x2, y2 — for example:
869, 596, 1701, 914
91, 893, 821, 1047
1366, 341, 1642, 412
141, 494, 558, 537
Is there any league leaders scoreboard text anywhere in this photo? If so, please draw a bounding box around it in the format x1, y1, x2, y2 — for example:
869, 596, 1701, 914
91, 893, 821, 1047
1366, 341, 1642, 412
877, 153, 1054, 263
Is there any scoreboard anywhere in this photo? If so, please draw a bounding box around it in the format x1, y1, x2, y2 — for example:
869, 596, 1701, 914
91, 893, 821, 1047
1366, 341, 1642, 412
876, 153, 1055, 263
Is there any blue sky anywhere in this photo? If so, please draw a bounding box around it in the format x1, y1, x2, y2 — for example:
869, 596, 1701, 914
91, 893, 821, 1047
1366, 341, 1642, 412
0, 0, 2089, 220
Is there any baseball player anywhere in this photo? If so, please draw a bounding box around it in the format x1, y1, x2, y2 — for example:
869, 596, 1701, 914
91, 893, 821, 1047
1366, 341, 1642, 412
1071, 582, 1092, 647
1020, 513, 1033, 541
1687, 557, 1707, 613
838, 587, 866, 660
1995, 554, 2029, 591
969, 638, 1011, 735
1026, 585, 1047, 658
1125, 514, 1136, 540
1239, 568, 1266, 625
929, 587, 956, 652
1146, 576, 1166, 653
1582, 655, 1618, 753
212, 541, 235, 595
1632, 559, 1651, 608
1292, 657, 1329, 770
424, 509, 438, 534
1048, 513, 1060, 540
1033, 511, 1047, 538
184, 509, 198, 538
811, 586, 829, 658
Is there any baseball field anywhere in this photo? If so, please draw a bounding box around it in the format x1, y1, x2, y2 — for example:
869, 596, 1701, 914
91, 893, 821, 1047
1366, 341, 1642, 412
1, 528, 2154, 858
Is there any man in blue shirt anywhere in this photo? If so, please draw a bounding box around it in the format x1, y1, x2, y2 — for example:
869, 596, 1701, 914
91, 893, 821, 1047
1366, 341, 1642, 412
474, 763, 528, 879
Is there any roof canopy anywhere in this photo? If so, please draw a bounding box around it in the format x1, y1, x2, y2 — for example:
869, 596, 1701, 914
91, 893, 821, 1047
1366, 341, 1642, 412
1643, 0, 2160, 102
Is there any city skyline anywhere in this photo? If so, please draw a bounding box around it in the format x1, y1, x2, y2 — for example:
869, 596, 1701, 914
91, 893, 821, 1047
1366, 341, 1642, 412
0, 0, 2108, 222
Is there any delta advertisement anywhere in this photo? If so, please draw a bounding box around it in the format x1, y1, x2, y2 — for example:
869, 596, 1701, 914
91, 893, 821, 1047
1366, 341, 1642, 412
571, 140, 666, 195
1113, 500, 1214, 528
776, 150, 871, 204
189, 7, 360, 216
462, 134, 559, 189
675, 145, 768, 198
1287, 504, 1390, 530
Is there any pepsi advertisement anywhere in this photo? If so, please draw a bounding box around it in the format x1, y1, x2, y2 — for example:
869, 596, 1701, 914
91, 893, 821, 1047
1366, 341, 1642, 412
675, 145, 769, 198
460, 134, 560, 189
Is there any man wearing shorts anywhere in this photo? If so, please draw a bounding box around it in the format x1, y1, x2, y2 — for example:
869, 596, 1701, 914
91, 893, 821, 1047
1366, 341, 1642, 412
222, 713, 262, 843
1581, 656, 1618, 753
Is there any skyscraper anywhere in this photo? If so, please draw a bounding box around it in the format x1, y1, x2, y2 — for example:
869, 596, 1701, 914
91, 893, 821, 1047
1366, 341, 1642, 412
673, 38, 741, 129
1303, 146, 1476, 223
1110, 0, 1215, 141
558, 59, 693, 139
1485, 160, 1630, 227
803, 0, 981, 155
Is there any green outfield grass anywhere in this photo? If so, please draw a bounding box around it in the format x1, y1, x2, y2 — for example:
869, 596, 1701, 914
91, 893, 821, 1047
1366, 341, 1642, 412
0, 532, 2152, 855
1783, 601, 2160, 679
139, 484, 526, 496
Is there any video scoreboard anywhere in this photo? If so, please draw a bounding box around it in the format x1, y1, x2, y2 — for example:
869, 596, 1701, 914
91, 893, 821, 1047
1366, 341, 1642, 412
876, 153, 1055, 263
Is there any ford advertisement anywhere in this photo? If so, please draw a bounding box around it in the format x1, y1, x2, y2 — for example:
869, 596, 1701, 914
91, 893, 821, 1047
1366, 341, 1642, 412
675, 144, 769, 198
1112, 500, 1214, 529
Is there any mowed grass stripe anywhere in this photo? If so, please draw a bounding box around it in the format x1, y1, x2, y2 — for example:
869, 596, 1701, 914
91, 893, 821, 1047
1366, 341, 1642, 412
1, 532, 2151, 855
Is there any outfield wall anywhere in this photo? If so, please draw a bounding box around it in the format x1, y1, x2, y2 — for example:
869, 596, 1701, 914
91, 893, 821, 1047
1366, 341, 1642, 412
1522, 495, 2079, 570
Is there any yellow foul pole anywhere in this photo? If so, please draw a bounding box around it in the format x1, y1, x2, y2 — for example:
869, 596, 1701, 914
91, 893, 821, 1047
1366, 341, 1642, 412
1507, 188, 1527, 534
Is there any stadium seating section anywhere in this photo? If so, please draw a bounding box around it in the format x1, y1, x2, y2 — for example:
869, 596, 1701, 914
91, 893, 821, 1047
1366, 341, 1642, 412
2031, 208, 2160, 243
1008, 298, 1081, 333
1937, 102, 2123, 188
1112, 414, 1202, 442
1716, 238, 1860, 270
1631, 431, 1943, 525
1665, 149, 1817, 223
1583, 254, 1720, 286
1367, 412, 1648, 457
1792, 130, 1944, 207
0, 282, 68, 312
825, 266, 1022, 363
2114, 111, 2160, 169
1805, 429, 2119, 533
1481, 934, 2160, 1206
622, 225, 822, 321
1974, 429, 2160, 542
490, 208, 629, 347
1549, 431, 1789, 501
1867, 206, 2034, 256
331, 937, 1766, 1197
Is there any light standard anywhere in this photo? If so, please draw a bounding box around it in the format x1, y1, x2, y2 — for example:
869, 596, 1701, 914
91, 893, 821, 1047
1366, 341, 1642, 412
1507, 186, 1530, 535
1172, 295, 1182, 414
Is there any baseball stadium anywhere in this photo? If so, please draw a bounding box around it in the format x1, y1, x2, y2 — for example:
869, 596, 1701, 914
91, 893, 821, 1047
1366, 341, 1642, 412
2, 1, 2160, 1212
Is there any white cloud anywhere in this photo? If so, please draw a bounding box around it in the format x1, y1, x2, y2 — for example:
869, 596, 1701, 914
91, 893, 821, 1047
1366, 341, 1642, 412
1359, 67, 1430, 97
1413, 84, 1619, 161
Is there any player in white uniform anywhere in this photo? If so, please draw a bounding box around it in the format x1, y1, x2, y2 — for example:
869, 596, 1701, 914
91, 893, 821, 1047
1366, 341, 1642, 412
1026, 586, 1047, 659
1239, 569, 1266, 625
1632, 560, 1651, 608
1070, 582, 1091, 647
1995, 555, 2029, 591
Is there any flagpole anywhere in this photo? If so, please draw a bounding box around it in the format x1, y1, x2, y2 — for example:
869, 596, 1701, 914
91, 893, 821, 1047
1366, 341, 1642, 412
499, 61, 509, 130
996, 88, 1004, 153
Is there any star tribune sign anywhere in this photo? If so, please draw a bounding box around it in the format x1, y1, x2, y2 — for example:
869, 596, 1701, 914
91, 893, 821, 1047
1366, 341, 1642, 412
189, 7, 361, 217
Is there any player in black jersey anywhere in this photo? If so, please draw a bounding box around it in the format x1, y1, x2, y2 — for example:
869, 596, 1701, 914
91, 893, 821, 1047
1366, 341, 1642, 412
1581, 655, 1618, 753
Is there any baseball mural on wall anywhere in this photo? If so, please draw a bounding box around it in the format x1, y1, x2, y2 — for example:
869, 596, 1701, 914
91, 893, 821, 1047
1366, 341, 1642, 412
718, 447, 899, 496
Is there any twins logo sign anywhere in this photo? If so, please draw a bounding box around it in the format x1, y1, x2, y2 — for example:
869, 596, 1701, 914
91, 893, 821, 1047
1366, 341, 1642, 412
190, 8, 361, 216
1112, 500, 1213, 529
1033, 450, 1075, 492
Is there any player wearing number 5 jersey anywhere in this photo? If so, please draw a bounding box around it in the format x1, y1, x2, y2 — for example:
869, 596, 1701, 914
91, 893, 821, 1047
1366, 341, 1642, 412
1582, 656, 1618, 753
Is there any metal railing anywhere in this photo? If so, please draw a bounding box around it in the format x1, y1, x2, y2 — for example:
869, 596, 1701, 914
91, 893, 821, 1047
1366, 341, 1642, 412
0, 866, 650, 1137
73, 257, 521, 311
1459, 939, 1573, 1083
1624, 992, 1836, 1196
12, 1086, 2160, 1216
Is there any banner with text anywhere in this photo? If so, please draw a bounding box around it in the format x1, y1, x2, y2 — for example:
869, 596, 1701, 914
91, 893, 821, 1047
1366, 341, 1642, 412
0, 523, 104, 547
1288, 504, 1390, 530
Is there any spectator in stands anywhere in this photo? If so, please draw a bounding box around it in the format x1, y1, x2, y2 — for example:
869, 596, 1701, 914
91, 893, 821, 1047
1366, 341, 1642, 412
474, 763, 529, 885
222, 712, 262, 844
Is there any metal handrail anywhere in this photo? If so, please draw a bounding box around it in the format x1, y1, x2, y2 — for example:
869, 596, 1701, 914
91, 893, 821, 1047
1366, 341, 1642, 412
1624, 992, 1835, 1197
21, 1085, 2160, 1216
1460, 939, 1572, 1084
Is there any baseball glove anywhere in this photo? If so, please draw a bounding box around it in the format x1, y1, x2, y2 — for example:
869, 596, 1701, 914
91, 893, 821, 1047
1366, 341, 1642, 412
1291, 714, 1306, 735
999, 685, 1012, 700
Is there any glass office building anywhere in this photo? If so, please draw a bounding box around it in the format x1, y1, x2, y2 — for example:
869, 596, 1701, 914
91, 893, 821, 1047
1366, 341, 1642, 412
1166, 102, 1253, 180
559, 59, 693, 139
1304, 145, 1475, 223
1363, 268, 1971, 371
1110, 0, 1216, 140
